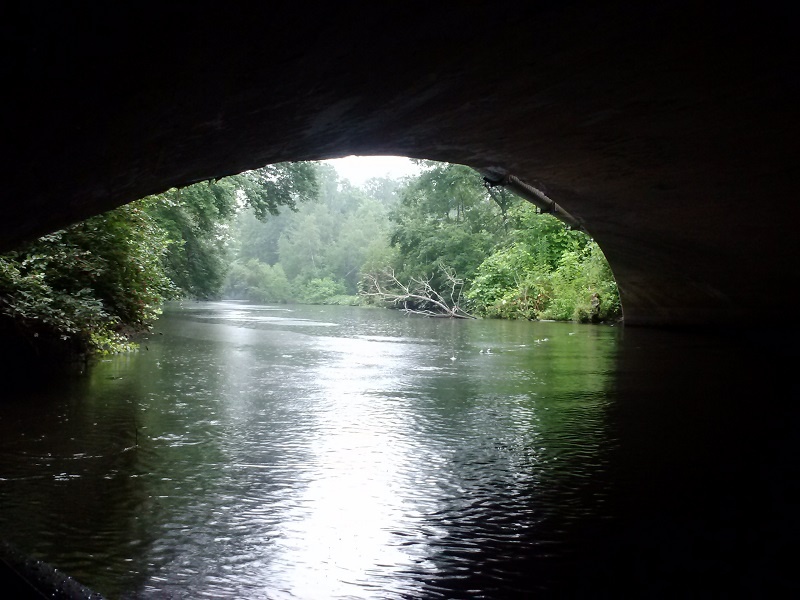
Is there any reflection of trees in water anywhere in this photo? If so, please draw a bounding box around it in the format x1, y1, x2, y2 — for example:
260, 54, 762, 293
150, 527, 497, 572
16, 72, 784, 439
0, 306, 623, 598
390, 322, 619, 596
0, 356, 152, 597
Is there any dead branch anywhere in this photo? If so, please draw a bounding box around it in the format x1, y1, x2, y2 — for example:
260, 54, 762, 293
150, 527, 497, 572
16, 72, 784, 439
361, 266, 476, 319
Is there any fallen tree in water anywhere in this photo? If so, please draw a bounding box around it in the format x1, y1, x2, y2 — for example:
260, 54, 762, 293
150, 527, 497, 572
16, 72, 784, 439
361, 266, 476, 319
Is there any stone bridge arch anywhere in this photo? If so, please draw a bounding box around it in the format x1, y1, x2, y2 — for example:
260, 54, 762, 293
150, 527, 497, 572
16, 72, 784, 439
3, 2, 796, 328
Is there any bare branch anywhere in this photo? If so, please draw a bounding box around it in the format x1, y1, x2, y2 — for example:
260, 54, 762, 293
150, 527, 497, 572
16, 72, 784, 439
361, 266, 475, 319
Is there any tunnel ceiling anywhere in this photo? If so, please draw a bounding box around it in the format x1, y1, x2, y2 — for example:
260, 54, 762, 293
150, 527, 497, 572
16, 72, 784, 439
2, 3, 797, 327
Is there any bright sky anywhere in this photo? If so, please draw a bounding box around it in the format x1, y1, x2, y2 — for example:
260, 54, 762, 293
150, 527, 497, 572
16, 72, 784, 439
323, 155, 421, 187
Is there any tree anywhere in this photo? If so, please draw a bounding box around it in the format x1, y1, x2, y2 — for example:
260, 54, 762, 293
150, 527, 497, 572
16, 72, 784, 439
0, 162, 320, 360
151, 163, 319, 299
364, 161, 621, 322
149, 180, 238, 299
385, 162, 504, 294
0, 198, 175, 356
218, 158, 620, 322
361, 264, 475, 318
225, 163, 393, 304
234, 162, 320, 219
225, 259, 292, 303
466, 208, 621, 322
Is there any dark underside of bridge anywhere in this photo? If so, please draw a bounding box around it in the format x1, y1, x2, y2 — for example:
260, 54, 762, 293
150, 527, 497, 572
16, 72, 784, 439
2, 2, 797, 329
1, 4, 799, 597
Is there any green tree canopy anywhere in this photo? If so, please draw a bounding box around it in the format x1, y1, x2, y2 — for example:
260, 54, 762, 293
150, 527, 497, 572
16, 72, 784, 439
0, 162, 319, 359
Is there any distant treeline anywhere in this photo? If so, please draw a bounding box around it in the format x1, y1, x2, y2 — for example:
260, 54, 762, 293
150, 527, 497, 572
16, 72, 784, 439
226, 161, 620, 323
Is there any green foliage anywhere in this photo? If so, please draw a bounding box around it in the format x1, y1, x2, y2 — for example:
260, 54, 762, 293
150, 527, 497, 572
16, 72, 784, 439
367, 162, 621, 323
384, 162, 504, 293
467, 231, 620, 322
224, 259, 292, 303
225, 164, 392, 303
294, 277, 347, 304
235, 162, 320, 219
232, 206, 290, 266
465, 243, 550, 320
224, 160, 621, 322
0, 162, 319, 359
148, 183, 233, 299
152, 163, 319, 299
0, 155, 620, 368
540, 241, 621, 322
176, 163, 320, 304
0, 199, 175, 355
277, 207, 328, 283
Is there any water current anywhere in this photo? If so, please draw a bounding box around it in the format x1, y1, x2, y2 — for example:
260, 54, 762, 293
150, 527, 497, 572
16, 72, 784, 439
0, 302, 797, 598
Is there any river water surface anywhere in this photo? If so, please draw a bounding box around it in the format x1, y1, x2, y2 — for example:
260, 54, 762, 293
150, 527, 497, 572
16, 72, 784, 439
0, 302, 797, 598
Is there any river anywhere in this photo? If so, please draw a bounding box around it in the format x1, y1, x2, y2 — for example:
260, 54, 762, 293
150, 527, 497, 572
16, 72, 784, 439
0, 302, 797, 598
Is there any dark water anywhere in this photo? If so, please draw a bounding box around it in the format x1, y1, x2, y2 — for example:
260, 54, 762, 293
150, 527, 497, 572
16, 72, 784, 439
0, 302, 797, 598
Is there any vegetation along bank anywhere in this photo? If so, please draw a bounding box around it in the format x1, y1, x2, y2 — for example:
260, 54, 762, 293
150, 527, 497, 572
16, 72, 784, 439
0, 161, 620, 363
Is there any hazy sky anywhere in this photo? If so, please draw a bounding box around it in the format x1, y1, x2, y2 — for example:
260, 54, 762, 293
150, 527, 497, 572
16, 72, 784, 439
323, 155, 421, 187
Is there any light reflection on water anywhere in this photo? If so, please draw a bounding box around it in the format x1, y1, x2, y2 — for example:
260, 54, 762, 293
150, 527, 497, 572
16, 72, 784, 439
1, 302, 636, 597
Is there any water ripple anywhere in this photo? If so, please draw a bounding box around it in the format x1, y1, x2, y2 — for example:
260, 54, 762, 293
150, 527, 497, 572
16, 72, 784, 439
0, 303, 620, 598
